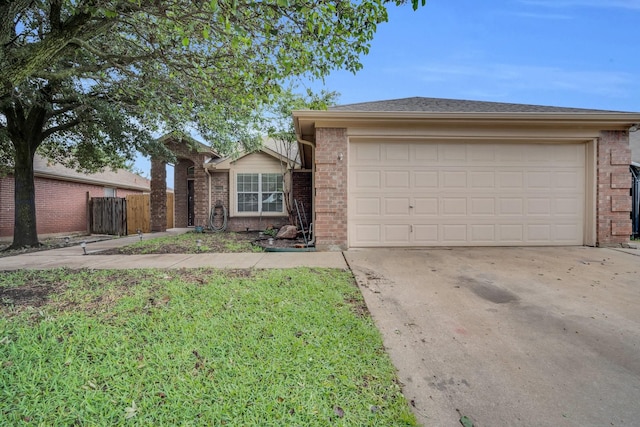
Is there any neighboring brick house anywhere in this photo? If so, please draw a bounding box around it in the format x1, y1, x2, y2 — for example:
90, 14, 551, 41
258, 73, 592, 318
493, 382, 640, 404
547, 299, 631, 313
293, 97, 640, 250
150, 134, 310, 233
0, 155, 150, 239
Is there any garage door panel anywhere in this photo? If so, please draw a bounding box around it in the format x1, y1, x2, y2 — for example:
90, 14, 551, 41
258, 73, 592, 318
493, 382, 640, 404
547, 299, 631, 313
413, 198, 438, 215
415, 144, 439, 161
470, 224, 496, 242
556, 198, 580, 215
499, 198, 524, 215
414, 171, 438, 188
497, 145, 524, 162
353, 144, 381, 162
354, 170, 381, 189
385, 144, 410, 161
442, 198, 467, 215
499, 224, 524, 242
384, 198, 411, 215
349, 142, 585, 247
471, 198, 496, 215
527, 225, 551, 241
555, 171, 580, 189
441, 145, 467, 162
413, 225, 439, 242
470, 171, 495, 188
384, 225, 411, 243
442, 224, 468, 242
555, 224, 581, 241
469, 144, 496, 161
527, 172, 552, 189
384, 171, 410, 188
527, 199, 552, 215
353, 224, 381, 243
498, 171, 524, 188
442, 171, 467, 188
355, 197, 380, 216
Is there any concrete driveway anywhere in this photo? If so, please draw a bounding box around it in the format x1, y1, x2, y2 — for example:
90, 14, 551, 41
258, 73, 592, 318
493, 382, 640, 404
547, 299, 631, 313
345, 246, 640, 427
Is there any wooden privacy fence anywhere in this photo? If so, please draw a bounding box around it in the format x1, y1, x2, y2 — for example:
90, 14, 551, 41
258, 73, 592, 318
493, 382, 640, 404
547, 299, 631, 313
126, 194, 150, 234
126, 193, 174, 235
89, 197, 127, 236
89, 193, 174, 236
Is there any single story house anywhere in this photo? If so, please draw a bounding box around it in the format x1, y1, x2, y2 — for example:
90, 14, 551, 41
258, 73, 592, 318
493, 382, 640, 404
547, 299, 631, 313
149, 134, 311, 233
0, 155, 150, 239
293, 97, 640, 250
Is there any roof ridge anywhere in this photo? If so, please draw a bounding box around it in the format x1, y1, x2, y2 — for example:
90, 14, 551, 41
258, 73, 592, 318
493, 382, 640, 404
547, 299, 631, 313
329, 96, 633, 114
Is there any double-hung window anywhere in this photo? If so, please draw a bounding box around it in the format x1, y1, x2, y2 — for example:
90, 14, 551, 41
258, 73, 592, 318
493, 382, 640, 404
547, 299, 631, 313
237, 173, 283, 214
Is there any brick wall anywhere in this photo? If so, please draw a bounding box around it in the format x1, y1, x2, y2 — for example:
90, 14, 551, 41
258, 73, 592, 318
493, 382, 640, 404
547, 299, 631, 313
597, 130, 632, 246
0, 176, 13, 238
207, 171, 288, 231
159, 138, 210, 229
226, 216, 289, 232
314, 128, 348, 250
150, 158, 167, 232
0, 175, 144, 239
292, 170, 312, 228
173, 159, 190, 227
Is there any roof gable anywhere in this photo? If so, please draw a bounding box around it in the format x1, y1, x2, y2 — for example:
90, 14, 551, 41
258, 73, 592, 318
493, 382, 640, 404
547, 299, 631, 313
206, 145, 299, 170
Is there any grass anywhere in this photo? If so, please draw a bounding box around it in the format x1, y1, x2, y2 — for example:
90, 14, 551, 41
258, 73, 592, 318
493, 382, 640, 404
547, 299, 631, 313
0, 268, 417, 426
107, 231, 264, 255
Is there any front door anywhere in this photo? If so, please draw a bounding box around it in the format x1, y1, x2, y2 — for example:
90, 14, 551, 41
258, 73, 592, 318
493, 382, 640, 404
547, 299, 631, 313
187, 179, 195, 227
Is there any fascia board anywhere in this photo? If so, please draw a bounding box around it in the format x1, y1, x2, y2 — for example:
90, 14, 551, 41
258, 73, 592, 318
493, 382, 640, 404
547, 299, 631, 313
293, 110, 640, 137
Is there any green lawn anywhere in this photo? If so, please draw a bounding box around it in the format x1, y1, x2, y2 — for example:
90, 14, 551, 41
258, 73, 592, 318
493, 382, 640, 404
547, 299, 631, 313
0, 268, 417, 426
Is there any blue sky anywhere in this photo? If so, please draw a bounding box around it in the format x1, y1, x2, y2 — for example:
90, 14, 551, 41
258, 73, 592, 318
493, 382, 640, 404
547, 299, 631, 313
306, 0, 640, 111
140, 0, 640, 184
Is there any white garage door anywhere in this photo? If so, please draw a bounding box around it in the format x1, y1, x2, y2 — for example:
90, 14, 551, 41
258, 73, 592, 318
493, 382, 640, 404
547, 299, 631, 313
349, 141, 586, 247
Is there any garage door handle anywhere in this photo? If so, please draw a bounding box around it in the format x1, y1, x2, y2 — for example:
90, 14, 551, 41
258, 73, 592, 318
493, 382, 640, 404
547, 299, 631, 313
409, 205, 414, 208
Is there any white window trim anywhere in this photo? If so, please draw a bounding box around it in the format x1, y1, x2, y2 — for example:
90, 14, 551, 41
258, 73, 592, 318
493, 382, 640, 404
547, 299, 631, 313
230, 172, 286, 217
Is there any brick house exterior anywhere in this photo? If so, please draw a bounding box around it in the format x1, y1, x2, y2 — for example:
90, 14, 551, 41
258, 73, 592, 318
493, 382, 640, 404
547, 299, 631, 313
294, 97, 640, 250
150, 135, 310, 233
0, 155, 150, 239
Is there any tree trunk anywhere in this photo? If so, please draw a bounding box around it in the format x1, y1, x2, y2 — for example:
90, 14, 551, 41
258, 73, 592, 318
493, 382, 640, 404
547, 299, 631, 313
10, 142, 39, 248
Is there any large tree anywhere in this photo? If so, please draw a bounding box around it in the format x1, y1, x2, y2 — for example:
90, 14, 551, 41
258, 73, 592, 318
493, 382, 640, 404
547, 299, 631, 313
0, 0, 422, 249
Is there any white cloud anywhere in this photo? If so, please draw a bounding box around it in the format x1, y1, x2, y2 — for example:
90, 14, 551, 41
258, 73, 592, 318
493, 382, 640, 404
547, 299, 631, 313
388, 62, 634, 98
518, 0, 640, 9
507, 12, 573, 20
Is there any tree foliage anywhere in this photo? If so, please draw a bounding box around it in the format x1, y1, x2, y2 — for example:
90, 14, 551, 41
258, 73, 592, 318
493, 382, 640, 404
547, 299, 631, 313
0, 0, 422, 248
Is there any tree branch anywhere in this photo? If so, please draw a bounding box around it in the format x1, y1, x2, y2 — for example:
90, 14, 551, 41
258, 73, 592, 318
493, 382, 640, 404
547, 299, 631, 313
43, 118, 82, 139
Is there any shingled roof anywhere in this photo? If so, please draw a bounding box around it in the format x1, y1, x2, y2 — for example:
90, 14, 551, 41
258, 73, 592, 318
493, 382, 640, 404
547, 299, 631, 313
329, 97, 629, 114
33, 155, 150, 191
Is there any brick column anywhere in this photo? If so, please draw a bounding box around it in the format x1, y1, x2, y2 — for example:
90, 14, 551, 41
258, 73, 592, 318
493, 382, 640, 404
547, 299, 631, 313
150, 158, 167, 232
194, 166, 209, 228
597, 131, 632, 245
314, 128, 348, 250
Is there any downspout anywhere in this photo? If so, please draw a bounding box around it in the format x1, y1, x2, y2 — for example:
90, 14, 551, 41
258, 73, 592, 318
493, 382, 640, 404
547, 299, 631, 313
297, 137, 316, 246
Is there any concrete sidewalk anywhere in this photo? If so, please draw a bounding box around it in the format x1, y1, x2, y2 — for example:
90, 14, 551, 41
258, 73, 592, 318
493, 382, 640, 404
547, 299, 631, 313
0, 231, 348, 270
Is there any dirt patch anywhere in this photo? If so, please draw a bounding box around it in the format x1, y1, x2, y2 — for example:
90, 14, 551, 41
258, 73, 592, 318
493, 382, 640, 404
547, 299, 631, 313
0, 284, 60, 308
